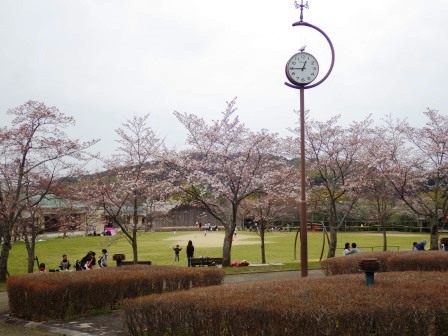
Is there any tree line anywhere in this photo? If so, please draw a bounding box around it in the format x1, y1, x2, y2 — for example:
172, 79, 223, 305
1, 99, 446, 281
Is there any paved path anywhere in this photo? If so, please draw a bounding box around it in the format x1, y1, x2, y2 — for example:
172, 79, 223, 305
0, 269, 323, 336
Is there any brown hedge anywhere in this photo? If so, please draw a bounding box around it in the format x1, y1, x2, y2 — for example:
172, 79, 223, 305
123, 271, 448, 336
321, 250, 448, 275
7, 265, 224, 321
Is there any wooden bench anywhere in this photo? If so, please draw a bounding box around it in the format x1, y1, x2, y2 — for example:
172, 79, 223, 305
190, 257, 223, 267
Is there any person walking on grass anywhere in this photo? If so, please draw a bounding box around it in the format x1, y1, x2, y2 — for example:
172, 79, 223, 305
186, 240, 194, 267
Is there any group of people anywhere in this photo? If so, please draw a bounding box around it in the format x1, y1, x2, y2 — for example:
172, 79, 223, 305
39, 254, 73, 272
343, 242, 360, 255
173, 240, 195, 267
342, 239, 430, 255
38, 249, 109, 272
74, 249, 109, 270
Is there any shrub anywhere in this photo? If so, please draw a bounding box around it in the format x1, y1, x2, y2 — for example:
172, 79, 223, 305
321, 251, 448, 275
7, 265, 224, 321
123, 271, 448, 336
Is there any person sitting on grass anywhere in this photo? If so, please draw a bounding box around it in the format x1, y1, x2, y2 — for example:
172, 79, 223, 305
350, 242, 360, 254
343, 242, 351, 255
59, 254, 71, 270
80, 251, 96, 270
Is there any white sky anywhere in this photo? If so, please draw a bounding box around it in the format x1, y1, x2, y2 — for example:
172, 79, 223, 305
1, 0, 447, 161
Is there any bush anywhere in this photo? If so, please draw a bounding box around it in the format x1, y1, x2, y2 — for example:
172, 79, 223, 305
321, 251, 448, 275
123, 271, 448, 336
7, 265, 224, 321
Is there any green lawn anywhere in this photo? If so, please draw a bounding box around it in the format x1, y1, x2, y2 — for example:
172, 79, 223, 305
3, 230, 428, 278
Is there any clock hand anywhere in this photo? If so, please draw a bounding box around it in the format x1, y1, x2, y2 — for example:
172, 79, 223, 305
289, 67, 302, 70
300, 61, 307, 71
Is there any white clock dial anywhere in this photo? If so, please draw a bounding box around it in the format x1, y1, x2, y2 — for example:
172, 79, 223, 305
286, 52, 319, 85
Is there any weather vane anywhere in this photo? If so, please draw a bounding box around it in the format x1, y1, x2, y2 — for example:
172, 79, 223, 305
294, 0, 309, 22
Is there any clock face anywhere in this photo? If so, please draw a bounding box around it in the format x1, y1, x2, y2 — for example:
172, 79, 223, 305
285, 52, 319, 85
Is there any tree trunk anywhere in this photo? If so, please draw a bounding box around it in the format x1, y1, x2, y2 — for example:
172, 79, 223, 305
26, 248, 36, 273
327, 224, 337, 258
260, 223, 266, 264
24, 235, 37, 273
132, 231, 138, 263
222, 228, 234, 267
24, 217, 39, 273
326, 204, 338, 258
380, 212, 388, 251
222, 203, 238, 267
132, 194, 139, 263
430, 217, 439, 250
293, 228, 300, 260
0, 227, 12, 281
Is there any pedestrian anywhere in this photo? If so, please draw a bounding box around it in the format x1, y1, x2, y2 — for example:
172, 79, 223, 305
343, 242, 351, 255
186, 240, 194, 267
173, 244, 182, 262
99, 249, 108, 268
59, 254, 71, 270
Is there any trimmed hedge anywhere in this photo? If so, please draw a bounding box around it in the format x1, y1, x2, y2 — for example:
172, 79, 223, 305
321, 250, 448, 275
123, 271, 448, 336
7, 265, 224, 321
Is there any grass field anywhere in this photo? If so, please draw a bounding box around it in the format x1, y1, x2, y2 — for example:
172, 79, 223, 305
3, 229, 429, 277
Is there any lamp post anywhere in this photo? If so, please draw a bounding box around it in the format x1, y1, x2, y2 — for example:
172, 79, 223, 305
285, 0, 335, 277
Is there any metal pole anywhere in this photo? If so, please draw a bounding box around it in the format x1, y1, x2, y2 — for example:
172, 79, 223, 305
300, 87, 308, 277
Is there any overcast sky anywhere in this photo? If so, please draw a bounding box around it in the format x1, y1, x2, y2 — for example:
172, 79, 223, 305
1, 0, 446, 162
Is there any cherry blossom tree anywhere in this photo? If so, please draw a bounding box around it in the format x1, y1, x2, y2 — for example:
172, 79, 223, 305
291, 114, 373, 258
369, 110, 448, 250
355, 167, 396, 251
0, 101, 98, 281
240, 165, 297, 264
168, 98, 289, 266
78, 114, 167, 263
15, 191, 84, 273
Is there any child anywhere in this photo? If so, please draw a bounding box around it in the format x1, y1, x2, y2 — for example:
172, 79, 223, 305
343, 242, 351, 255
98, 249, 108, 268
173, 244, 182, 262
350, 242, 360, 254
59, 254, 71, 270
